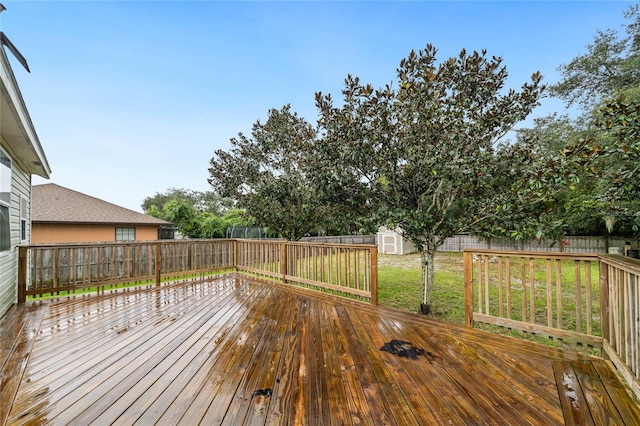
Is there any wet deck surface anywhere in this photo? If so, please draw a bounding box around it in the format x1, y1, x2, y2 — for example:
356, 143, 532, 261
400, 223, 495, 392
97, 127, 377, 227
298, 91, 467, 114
1, 274, 639, 425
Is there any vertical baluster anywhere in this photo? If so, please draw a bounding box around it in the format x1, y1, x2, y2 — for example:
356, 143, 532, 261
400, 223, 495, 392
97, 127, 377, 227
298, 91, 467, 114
498, 256, 503, 318
556, 259, 562, 329
575, 260, 582, 333
477, 255, 483, 315
484, 255, 490, 315
585, 260, 592, 335
506, 257, 511, 319
546, 259, 552, 327
521, 257, 526, 323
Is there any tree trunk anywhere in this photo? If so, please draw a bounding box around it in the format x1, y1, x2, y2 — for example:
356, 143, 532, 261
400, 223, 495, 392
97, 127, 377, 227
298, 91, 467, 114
419, 237, 436, 315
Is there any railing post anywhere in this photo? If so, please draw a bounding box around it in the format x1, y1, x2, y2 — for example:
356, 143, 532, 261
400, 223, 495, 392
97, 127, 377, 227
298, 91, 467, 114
233, 239, 239, 271
280, 242, 287, 283
155, 242, 161, 286
370, 247, 378, 305
463, 250, 474, 328
18, 246, 27, 303
599, 257, 610, 347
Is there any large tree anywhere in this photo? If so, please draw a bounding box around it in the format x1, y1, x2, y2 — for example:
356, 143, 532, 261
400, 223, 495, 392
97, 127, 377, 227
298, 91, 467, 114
208, 105, 328, 240
551, 3, 640, 110
315, 45, 545, 313
543, 2, 640, 236
578, 89, 640, 234
513, 114, 611, 236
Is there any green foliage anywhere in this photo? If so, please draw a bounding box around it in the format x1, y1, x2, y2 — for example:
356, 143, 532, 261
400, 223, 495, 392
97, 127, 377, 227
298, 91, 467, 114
551, 3, 640, 110
584, 91, 640, 233
198, 213, 226, 238
141, 188, 232, 216
315, 44, 545, 306
222, 209, 254, 227
514, 113, 584, 155
521, 3, 640, 237
142, 188, 243, 238
209, 105, 349, 240
146, 204, 163, 220
163, 199, 199, 238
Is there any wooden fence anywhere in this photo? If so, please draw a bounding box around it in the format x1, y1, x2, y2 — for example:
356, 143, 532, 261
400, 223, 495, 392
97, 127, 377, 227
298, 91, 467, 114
18, 239, 378, 305
441, 235, 639, 254
463, 249, 640, 398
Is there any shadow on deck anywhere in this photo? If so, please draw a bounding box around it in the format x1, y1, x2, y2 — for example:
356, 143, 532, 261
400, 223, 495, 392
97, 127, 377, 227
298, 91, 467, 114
2, 274, 639, 425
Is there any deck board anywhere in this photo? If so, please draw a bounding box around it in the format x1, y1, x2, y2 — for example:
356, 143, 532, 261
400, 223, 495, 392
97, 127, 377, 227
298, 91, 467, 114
2, 274, 639, 425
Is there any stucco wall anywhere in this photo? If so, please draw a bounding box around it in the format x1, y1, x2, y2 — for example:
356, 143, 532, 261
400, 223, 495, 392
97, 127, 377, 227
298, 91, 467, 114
32, 223, 160, 244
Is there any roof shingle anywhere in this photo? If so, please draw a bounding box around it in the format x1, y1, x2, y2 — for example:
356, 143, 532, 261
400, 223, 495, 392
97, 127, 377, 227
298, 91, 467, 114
32, 183, 171, 226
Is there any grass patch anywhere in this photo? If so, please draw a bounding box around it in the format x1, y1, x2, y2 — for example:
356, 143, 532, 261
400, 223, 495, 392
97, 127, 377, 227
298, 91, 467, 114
377, 251, 603, 353
378, 252, 466, 323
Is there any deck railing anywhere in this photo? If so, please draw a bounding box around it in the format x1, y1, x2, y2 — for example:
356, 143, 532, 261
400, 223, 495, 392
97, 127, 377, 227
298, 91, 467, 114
236, 240, 377, 303
599, 254, 640, 397
18, 239, 378, 305
463, 249, 640, 398
18, 240, 236, 301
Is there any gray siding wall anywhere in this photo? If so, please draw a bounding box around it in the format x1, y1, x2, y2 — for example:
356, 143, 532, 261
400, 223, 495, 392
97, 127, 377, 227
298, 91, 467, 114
0, 154, 30, 317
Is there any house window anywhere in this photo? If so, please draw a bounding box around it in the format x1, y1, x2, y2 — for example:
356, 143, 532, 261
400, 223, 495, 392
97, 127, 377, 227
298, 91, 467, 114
20, 195, 28, 242
115, 227, 135, 241
0, 149, 11, 252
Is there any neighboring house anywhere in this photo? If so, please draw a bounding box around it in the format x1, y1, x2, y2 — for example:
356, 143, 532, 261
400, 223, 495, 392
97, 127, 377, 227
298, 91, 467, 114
31, 183, 172, 244
0, 47, 51, 317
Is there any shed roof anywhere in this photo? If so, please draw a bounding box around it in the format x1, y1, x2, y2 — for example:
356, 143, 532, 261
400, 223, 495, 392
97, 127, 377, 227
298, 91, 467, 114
32, 183, 171, 226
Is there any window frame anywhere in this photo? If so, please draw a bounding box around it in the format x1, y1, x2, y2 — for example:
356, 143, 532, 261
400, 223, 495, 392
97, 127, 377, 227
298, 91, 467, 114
20, 194, 28, 242
0, 148, 12, 253
115, 227, 136, 241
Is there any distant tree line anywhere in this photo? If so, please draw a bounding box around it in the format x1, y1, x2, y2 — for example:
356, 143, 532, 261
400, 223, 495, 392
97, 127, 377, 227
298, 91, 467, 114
141, 188, 254, 238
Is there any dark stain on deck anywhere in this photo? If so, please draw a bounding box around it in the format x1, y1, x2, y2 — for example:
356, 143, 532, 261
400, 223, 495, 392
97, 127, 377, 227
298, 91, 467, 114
1, 274, 639, 425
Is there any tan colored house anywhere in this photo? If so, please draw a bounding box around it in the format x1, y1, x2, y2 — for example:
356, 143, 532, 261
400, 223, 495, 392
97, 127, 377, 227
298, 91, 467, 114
32, 183, 171, 244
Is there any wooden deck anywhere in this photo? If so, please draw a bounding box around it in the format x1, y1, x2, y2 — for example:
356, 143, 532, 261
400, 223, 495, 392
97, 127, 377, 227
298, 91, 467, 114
2, 274, 639, 425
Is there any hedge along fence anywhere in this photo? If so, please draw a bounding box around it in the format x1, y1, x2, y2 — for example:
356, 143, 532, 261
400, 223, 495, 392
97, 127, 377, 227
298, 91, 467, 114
18, 239, 378, 305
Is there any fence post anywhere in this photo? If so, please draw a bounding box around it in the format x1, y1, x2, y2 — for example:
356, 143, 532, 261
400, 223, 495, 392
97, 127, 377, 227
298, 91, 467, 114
463, 250, 474, 328
18, 246, 27, 303
370, 247, 378, 305
280, 242, 287, 283
155, 242, 161, 286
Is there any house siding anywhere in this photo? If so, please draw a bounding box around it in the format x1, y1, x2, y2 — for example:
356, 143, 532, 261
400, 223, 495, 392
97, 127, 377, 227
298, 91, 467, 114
0, 152, 30, 317
32, 223, 161, 244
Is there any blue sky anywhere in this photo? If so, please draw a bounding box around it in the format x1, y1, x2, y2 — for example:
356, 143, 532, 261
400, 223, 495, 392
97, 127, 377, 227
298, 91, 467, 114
1, 1, 635, 212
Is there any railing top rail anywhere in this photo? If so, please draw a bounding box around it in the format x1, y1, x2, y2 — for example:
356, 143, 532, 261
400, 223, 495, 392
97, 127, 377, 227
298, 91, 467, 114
21, 239, 378, 251
463, 248, 600, 261
237, 239, 378, 249
600, 254, 640, 273
19, 239, 237, 250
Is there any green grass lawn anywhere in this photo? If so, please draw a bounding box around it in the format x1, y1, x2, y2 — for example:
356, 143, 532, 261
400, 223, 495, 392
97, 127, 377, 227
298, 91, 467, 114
378, 252, 466, 323
377, 251, 603, 353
